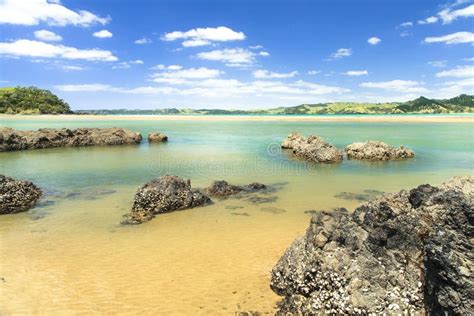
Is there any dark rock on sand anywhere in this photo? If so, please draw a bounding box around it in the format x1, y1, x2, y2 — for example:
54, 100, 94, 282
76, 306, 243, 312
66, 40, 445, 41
0, 127, 142, 152
281, 132, 343, 163
206, 180, 268, 197
261, 207, 286, 214
231, 212, 250, 216
122, 175, 212, 225
148, 132, 168, 143
246, 195, 278, 204
335, 189, 384, 202
270, 176, 473, 315
345, 141, 415, 161
0, 175, 42, 214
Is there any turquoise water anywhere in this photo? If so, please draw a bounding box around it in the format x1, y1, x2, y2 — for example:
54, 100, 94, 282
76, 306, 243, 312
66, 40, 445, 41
0, 118, 473, 314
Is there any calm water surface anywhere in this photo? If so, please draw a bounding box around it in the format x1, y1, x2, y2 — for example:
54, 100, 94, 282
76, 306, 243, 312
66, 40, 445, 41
1, 118, 473, 314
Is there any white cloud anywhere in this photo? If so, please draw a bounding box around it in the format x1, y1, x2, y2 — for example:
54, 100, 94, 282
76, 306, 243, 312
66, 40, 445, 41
438, 4, 474, 24
151, 64, 183, 71
196, 48, 256, 66
249, 45, 263, 49
367, 37, 381, 45
424, 32, 474, 44
253, 69, 298, 79
258, 51, 270, 56
360, 80, 428, 93
400, 30, 411, 37
464, 57, 474, 61
112, 59, 144, 69
34, 29, 62, 42
162, 26, 245, 47
436, 65, 474, 77
0, 0, 109, 26
151, 67, 223, 84
0, 39, 118, 61
61, 65, 85, 71
330, 48, 352, 59
93, 29, 113, 38
130, 59, 144, 64
56, 83, 114, 92
427, 60, 447, 68
134, 37, 152, 45
343, 70, 368, 76
418, 16, 439, 24
398, 21, 413, 28
307, 70, 321, 75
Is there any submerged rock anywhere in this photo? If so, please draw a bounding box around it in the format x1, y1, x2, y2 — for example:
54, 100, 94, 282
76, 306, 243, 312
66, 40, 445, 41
0, 175, 42, 214
281, 132, 342, 163
122, 175, 212, 224
206, 180, 268, 197
148, 132, 168, 143
270, 176, 473, 315
0, 127, 142, 152
345, 141, 415, 161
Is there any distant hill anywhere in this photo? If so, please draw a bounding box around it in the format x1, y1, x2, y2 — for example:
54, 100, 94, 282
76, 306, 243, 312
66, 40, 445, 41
0, 86, 71, 114
77, 94, 472, 115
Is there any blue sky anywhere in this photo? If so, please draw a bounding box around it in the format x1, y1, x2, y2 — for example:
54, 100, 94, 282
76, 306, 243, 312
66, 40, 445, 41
0, 0, 473, 110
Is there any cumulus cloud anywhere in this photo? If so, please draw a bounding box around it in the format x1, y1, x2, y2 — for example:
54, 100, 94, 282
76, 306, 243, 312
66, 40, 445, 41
360, 80, 428, 93
196, 48, 256, 67
367, 37, 381, 45
258, 51, 270, 57
135, 37, 152, 45
436, 65, 474, 77
93, 29, 113, 38
427, 60, 447, 68
34, 29, 62, 42
253, 69, 298, 79
0, 39, 118, 61
249, 45, 263, 49
438, 4, 474, 24
398, 21, 413, 28
151, 67, 223, 84
162, 26, 245, 47
330, 48, 352, 59
307, 70, 321, 75
112, 60, 144, 69
418, 16, 439, 24
0, 0, 109, 26
343, 70, 368, 76
424, 31, 474, 44
61, 65, 85, 71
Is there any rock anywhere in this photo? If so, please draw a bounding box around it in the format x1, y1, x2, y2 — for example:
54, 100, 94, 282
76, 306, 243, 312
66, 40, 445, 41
206, 180, 268, 197
270, 176, 473, 315
281, 132, 343, 163
121, 175, 212, 225
148, 132, 168, 143
345, 141, 415, 161
0, 127, 142, 152
0, 175, 42, 214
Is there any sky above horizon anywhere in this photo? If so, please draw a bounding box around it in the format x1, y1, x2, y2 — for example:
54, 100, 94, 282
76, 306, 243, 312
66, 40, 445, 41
0, 0, 473, 110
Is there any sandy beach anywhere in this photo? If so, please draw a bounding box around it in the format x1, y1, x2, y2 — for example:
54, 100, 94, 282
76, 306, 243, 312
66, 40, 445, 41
1, 114, 473, 123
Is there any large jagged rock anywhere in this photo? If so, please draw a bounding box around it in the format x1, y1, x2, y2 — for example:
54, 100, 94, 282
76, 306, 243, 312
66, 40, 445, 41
270, 176, 473, 315
206, 180, 268, 197
121, 175, 212, 225
148, 132, 168, 143
0, 175, 42, 214
0, 127, 142, 152
281, 132, 343, 163
345, 141, 414, 161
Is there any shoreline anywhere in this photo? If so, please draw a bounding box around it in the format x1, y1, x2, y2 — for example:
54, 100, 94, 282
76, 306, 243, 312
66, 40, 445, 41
1, 114, 474, 123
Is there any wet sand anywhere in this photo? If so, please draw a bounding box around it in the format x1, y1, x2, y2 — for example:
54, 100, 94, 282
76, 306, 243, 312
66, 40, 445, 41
1, 114, 473, 123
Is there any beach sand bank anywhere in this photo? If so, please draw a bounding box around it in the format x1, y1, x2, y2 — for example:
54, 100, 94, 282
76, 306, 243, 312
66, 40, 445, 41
1, 114, 473, 123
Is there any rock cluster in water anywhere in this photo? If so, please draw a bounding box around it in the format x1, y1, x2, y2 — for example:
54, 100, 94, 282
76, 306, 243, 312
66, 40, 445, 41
0, 175, 42, 214
206, 180, 268, 197
346, 141, 415, 161
0, 127, 142, 152
281, 132, 343, 163
122, 175, 212, 225
270, 176, 473, 315
148, 132, 168, 143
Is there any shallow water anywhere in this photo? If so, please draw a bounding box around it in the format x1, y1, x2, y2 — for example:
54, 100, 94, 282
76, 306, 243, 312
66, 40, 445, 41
1, 118, 473, 314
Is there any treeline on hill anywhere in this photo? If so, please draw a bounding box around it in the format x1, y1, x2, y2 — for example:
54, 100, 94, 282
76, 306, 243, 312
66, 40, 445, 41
0, 86, 71, 114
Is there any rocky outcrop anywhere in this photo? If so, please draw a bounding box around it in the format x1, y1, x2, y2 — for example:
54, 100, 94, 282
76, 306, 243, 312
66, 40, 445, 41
148, 132, 168, 143
270, 176, 473, 315
0, 175, 42, 214
281, 132, 343, 163
121, 175, 212, 224
206, 180, 267, 197
0, 127, 142, 152
345, 141, 415, 161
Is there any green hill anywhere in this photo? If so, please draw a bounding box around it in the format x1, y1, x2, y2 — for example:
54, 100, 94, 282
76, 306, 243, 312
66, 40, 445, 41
0, 86, 71, 114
